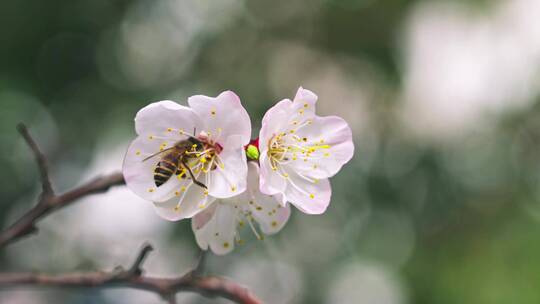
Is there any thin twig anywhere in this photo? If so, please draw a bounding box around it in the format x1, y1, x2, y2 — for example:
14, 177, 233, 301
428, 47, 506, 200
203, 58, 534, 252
0, 124, 263, 303
0, 244, 262, 304
127, 243, 154, 276
0, 123, 125, 247
16, 123, 54, 196
0, 171, 124, 248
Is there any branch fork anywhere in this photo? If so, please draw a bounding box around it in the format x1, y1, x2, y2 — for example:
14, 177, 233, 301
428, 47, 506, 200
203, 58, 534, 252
0, 123, 261, 304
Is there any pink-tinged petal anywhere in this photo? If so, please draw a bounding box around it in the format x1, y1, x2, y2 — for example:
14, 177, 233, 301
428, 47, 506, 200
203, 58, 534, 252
259, 151, 287, 196
291, 115, 354, 178
153, 182, 215, 221
123, 134, 187, 202
251, 201, 290, 234
188, 91, 251, 145
191, 203, 236, 255
208, 135, 248, 198
192, 203, 217, 230
134, 100, 204, 137
259, 99, 292, 153
245, 162, 291, 234
191, 203, 218, 250
290, 87, 317, 119
282, 168, 332, 215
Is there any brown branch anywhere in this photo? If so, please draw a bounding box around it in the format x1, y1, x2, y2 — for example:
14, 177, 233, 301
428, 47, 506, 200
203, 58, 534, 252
16, 123, 54, 195
0, 124, 262, 303
0, 244, 262, 304
0, 171, 125, 248
0, 124, 125, 248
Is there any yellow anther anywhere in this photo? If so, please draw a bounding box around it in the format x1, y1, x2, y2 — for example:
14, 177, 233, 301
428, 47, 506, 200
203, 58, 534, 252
299, 109, 304, 115
204, 189, 209, 196
192, 144, 198, 149
292, 120, 298, 125
283, 173, 289, 178
200, 157, 207, 163
303, 103, 308, 108
309, 194, 315, 199
324, 152, 330, 157
239, 221, 245, 227
181, 186, 186, 192
179, 129, 185, 135
148, 135, 154, 140
148, 188, 155, 193
313, 179, 319, 184
175, 191, 180, 196
302, 137, 307, 142
223, 242, 229, 248
289, 130, 295, 134
167, 128, 173, 132
135, 150, 141, 155
211, 109, 216, 116
271, 221, 278, 227
174, 206, 180, 212
256, 206, 262, 211
231, 186, 237, 192
198, 204, 206, 209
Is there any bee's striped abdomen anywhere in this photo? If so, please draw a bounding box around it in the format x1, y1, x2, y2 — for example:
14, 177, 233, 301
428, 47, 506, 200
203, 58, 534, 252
153, 153, 180, 187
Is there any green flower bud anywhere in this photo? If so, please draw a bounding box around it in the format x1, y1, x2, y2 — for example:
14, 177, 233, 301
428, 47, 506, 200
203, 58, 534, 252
246, 144, 260, 160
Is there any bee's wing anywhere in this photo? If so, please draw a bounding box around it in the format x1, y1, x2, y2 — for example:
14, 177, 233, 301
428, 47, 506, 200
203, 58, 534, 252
142, 147, 175, 162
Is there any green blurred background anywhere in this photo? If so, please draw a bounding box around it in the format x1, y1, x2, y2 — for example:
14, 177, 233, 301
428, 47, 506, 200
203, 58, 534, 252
2, 0, 540, 303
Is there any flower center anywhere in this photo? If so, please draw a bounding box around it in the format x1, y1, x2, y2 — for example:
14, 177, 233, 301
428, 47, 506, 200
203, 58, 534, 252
184, 132, 224, 174
268, 132, 331, 176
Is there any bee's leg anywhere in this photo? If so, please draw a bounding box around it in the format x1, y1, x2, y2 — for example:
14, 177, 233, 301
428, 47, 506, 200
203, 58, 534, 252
181, 158, 208, 189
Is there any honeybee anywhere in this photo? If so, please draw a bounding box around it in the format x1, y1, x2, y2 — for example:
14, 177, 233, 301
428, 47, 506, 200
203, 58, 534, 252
143, 135, 208, 189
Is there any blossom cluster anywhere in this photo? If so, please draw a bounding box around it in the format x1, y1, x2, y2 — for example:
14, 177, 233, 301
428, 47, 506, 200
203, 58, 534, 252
123, 88, 354, 255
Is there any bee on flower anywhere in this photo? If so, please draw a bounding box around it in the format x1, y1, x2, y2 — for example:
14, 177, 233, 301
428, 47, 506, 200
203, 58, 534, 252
123, 87, 353, 255
122, 91, 251, 220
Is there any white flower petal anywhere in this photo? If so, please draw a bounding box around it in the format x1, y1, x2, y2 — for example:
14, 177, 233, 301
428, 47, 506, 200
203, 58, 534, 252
290, 115, 354, 178
188, 91, 251, 145
259, 151, 287, 196
192, 203, 237, 255
123, 134, 185, 202
246, 163, 290, 234
134, 100, 204, 137
289, 87, 317, 120
208, 135, 247, 198
191, 203, 218, 250
282, 168, 332, 215
250, 199, 290, 235
259, 99, 292, 153
153, 181, 215, 221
